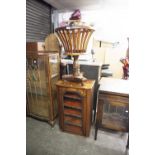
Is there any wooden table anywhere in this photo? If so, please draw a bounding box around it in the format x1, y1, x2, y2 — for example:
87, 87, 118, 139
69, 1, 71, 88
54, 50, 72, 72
94, 78, 129, 148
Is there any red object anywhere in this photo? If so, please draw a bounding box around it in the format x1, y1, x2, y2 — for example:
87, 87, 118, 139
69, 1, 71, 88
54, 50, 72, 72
69, 9, 81, 20
120, 57, 129, 79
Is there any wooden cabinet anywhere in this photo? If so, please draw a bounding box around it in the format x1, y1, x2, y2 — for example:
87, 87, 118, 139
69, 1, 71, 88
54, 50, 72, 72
94, 78, 129, 147
26, 49, 60, 126
56, 80, 95, 136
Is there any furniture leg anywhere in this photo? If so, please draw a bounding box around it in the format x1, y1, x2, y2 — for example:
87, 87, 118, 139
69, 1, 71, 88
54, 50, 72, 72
94, 124, 98, 140
126, 134, 129, 149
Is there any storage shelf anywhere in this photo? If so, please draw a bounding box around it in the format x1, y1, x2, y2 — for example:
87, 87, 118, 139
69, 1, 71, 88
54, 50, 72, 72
64, 116, 82, 127
64, 113, 82, 118
64, 108, 82, 118
64, 124, 83, 135
64, 94, 82, 101
64, 100, 82, 109
64, 100, 82, 110
64, 105, 81, 110
64, 122, 82, 127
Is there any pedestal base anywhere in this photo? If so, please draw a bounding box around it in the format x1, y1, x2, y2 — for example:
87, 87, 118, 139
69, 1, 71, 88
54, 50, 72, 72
62, 74, 87, 85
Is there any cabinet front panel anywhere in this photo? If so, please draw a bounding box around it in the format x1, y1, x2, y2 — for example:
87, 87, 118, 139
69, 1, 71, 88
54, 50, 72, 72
27, 93, 50, 118
56, 80, 94, 136
100, 93, 129, 131
61, 88, 85, 135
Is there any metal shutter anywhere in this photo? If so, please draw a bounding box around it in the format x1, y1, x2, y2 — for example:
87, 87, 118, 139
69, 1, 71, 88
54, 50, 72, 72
26, 0, 52, 42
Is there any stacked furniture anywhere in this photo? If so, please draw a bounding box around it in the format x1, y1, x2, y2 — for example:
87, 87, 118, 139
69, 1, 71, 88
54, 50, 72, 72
60, 59, 102, 121
55, 24, 95, 136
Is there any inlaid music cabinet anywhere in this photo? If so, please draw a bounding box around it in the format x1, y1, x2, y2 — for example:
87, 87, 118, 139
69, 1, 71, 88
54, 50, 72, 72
56, 80, 95, 136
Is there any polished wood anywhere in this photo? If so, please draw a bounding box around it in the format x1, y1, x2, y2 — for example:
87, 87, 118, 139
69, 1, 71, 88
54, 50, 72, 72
26, 42, 45, 51
60, 59, 102, 121
55, 26, 94, 55
95, 78, 129, 147
56, 80, 95, 136
44, 33, 61, 52
26, 48, 60, 126
55, 26, 94, 82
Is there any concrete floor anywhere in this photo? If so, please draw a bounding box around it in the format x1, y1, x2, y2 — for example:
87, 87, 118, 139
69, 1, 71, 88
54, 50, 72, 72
26, 117, 129, 155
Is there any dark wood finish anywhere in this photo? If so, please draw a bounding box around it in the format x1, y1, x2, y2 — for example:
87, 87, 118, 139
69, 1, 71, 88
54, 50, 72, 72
26, 46, 60, 126
95, 78, 129, 148
26, 42, 45, 51
56, 80, 95, 136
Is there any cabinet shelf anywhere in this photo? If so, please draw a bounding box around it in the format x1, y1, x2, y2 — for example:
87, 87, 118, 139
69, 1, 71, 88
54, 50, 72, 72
64, 100, 82, 110
64, 113, 82, 119
64, 105, 81, 110
64, 108, 82, 118
64, 122, 82, 127
64, 94, 82, 101
64, 116, 82, 127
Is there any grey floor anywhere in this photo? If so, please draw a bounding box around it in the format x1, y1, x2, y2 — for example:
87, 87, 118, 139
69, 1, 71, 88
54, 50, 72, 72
26, 117, 129, 155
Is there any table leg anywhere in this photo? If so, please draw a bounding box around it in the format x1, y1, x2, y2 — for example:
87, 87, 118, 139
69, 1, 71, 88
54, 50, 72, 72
126, 134, 129, 148
94, 124, 98, 140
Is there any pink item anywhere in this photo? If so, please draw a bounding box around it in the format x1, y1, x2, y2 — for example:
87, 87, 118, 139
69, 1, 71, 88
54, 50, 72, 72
69, 9, 81, 20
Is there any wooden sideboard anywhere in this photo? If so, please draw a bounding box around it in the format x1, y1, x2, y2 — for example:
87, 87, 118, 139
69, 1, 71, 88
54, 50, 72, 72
26, 49, 60, 126
95, 78, 129, 147
56, 80, 95, 136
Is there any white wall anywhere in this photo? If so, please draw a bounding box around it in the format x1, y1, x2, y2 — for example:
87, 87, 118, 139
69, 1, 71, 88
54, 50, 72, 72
53, 2, 129, 78
53, 1, 129, 43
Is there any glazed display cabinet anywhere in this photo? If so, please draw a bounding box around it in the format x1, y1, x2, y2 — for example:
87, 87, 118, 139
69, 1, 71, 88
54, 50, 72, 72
94, 78, 129, 148
26, 49, 60, 126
